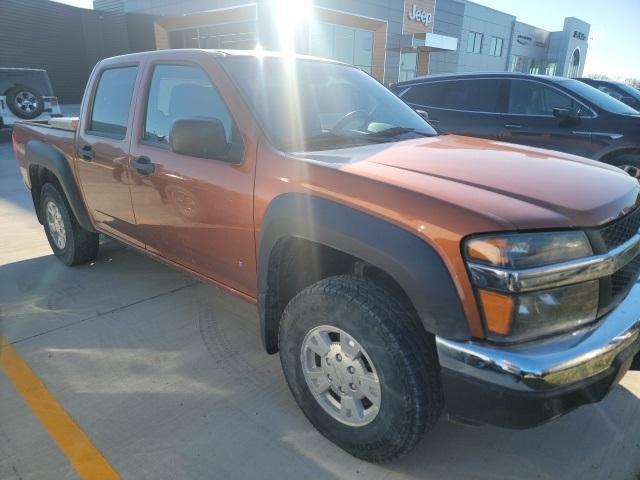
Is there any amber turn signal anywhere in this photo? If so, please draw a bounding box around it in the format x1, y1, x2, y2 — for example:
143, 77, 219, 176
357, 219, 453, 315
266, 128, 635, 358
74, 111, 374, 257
478, 290, 514, 336
466, 238, 509, 266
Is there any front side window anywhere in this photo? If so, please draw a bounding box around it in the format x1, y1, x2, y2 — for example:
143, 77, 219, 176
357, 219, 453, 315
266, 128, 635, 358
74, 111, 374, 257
89, 66, 137, 138
144, 64, 235, 145
508, 80, 577, 115
467, 32, 483, 54
559, 79, 639, 115
489, 37, 503, 57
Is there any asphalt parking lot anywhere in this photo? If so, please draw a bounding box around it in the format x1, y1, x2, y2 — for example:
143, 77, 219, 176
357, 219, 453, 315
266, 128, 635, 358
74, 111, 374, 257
0, 136, 639, 480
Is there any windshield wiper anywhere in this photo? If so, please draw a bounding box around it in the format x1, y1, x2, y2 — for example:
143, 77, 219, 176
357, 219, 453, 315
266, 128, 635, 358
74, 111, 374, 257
366, 127, 432, 138
295, 131, 391, 150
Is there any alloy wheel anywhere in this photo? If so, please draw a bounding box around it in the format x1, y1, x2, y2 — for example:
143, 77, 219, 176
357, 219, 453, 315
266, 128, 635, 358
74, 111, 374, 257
45, 200, 66, 249
300, 325, 381, 427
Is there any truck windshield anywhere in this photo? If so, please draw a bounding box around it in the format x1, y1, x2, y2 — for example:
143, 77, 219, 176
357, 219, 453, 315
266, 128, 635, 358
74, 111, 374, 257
220, 56, 437, 151
558, 79, 639, 115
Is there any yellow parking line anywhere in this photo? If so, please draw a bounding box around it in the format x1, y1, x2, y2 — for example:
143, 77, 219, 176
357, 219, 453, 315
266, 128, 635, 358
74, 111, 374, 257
0, 336, 120, 480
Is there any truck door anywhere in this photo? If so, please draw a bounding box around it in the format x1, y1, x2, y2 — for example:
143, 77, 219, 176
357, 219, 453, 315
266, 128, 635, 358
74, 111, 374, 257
76, 64, 143, 246
127, 59, 257, 295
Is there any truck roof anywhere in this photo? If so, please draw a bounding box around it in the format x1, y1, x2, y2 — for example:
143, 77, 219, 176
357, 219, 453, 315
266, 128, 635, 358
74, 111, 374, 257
97, 48, 349, 67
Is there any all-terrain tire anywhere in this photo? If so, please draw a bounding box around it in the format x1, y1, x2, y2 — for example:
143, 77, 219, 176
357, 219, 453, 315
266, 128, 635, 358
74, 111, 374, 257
40, 183, 99, 266
278, 274, 443, 462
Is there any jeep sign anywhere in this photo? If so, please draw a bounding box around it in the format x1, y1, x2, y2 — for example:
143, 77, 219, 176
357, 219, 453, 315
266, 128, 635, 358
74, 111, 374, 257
408, 4, 433, 26
402, 0, 436, 35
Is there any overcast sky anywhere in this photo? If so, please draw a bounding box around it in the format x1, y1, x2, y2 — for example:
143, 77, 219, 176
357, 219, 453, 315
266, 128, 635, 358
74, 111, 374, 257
52, 0, 639, 79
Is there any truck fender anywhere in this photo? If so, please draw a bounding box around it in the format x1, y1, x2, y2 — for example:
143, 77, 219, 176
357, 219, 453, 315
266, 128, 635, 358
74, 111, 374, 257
25, 139, 95, 232
258, 193, 470, 353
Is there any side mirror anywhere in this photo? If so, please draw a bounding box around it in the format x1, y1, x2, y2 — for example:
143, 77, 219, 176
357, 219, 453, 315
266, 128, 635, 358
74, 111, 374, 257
553, 107, 580, 121
170, 117, 228, 159
415, 109, 429, 121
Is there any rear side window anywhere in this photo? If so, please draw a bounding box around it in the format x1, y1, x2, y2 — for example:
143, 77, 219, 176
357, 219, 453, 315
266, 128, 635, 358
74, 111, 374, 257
89, 66, 137, 138
144, 64, 234, 145
508, 80, 577, 115
402, 79, 501, 112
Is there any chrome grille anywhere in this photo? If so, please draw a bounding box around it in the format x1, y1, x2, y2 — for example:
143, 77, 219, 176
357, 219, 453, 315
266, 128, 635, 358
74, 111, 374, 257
612, 255, 640, 297
600, 208, 640, 250
598, 208, 640, 314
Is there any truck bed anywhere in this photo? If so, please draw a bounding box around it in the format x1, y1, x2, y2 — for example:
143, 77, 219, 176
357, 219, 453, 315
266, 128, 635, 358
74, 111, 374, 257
12, 118, 78, 190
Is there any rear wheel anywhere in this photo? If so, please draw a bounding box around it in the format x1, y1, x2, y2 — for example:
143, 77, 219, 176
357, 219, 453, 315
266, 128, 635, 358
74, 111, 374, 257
278, 275, 443, 462
40, 183, 99, 266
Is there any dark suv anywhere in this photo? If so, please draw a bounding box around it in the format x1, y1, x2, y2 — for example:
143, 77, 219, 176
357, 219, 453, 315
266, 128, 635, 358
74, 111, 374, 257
390, 73, 640, 177
575, 78, 640, 110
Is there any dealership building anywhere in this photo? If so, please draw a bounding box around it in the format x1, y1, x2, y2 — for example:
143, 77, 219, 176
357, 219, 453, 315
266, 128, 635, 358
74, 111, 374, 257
0, 0, 590, 102
93, 0, 590, 85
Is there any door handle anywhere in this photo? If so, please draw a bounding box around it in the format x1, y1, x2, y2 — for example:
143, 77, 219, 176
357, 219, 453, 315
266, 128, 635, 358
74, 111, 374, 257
503, 124, 522, 130
80, 144, 94, 161
132, 156, 155, 176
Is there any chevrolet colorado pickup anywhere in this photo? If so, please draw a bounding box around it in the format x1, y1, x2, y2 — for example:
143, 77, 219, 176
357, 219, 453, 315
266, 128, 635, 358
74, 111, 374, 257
12, 49, 640, 462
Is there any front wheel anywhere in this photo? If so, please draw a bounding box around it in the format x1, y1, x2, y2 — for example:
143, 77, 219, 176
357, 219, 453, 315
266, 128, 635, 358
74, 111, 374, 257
278, 275, 443, 462
610, 154, 640, 179
40, 183, 99, 266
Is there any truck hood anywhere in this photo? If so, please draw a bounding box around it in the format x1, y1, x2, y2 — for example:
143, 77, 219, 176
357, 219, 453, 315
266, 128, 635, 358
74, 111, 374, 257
296, 134, 640, 230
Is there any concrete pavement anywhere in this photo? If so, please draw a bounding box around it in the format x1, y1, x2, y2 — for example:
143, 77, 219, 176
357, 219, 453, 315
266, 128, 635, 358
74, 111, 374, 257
0, 138, 639, 480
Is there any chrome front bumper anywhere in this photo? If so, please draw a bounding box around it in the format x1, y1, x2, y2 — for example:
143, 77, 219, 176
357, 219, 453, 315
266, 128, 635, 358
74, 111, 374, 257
436, 281, 640, 426
438, 282, 640, 392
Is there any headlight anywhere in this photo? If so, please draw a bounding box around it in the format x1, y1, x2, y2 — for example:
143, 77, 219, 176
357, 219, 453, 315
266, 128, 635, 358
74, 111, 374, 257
465, 231, 592, 269
465, 232, 598, 342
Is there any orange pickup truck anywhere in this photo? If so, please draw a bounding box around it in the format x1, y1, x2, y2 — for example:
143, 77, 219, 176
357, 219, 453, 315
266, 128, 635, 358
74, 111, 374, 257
12, 49, 640, 461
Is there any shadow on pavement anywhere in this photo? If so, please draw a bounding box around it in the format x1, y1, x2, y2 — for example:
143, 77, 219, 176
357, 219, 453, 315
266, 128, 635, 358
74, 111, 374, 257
1, 238, 639, 479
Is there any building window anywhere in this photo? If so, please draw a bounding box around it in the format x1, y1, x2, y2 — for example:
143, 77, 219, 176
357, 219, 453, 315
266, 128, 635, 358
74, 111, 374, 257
488, 36, 503, 56
309, 22, 374, 74
467, 31, 483, 53
399, 52, 417, 82
529, 59, 546, 75
545, 62, 557, 75
168, 22, 256, 50
567, 48, 580, 77
509, 55, 529, 73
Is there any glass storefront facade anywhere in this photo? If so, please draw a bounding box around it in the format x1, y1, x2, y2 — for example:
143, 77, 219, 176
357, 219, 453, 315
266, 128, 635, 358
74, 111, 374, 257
93, 0, 589, 83
399, 52, 418, 82
509, 56, 557, 76
168, 21, 257, 50
308, 22, 374, 75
